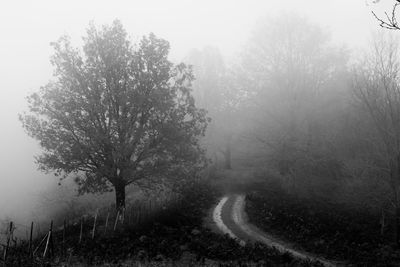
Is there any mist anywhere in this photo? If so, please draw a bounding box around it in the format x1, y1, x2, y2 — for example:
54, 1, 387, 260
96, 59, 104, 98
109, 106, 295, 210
1, 0, 400, 265
0, 0, 377, 225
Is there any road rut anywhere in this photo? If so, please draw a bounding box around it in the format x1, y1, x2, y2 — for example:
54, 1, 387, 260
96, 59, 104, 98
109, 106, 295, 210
212, 194, 341, 267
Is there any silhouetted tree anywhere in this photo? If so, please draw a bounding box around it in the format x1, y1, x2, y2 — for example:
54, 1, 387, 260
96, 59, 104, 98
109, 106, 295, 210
20, 20, 208, 211
371, 0, 400, 30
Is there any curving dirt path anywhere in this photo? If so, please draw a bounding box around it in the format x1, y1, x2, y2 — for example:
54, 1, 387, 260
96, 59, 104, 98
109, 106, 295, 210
212, 194, 341, 267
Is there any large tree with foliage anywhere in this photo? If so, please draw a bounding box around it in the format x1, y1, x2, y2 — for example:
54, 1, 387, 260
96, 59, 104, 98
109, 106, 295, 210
20, 20, 208, 211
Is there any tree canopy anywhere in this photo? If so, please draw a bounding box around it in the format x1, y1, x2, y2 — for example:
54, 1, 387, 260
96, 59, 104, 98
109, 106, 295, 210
20, 20, 209, 210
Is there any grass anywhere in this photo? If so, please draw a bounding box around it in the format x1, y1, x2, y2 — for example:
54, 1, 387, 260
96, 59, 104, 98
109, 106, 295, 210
2, 177, 323, 266
245, 177, 400, 266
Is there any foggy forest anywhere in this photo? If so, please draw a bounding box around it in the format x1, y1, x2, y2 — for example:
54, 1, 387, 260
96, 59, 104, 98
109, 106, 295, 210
4, 0, 400, 266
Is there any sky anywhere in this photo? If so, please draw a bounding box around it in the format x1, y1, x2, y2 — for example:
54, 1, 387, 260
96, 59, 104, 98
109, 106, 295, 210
0, 0, 394, 220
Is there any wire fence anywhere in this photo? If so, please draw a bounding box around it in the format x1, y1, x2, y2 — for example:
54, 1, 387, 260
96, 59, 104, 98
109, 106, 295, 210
0, 192, 182, 266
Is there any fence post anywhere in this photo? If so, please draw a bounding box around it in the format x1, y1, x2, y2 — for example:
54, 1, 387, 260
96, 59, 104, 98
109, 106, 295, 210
3, 221, 13, 262
104, 212, 110, 234
79, 217, 83, 244
138, 205, 141, 224
33, 232, 47, 256
13, 237, 17, 252
92, 211, 98, 239
28, 222, 33, 260
121, 207, 125, 224
62, 219, 66, 257
113, 210, 120, 231
43, 220, 53, 258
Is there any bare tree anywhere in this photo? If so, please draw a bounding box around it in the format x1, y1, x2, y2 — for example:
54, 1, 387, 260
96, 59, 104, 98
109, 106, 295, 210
352, 33, 400, 244
371, 0, 400, 30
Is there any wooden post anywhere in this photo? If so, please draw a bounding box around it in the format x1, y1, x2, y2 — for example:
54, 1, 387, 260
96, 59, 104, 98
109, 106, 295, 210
62, 219, 66, 257
13, 237, 17, 251
113, 210, 120, 231
50, 221, 54, 257
33, 232, 48, 256
137, 204, 141, 224
149, 199, 152, 214
121, 207, 125, 224
79, 217, 83, 244
3, 221, 13, 262
104, 212, 110, 234
28, 222, 33, 258
43, 220, 53, 258
138, 203, 141, 224
139, 202, 143, 221
92, 212, 97, 239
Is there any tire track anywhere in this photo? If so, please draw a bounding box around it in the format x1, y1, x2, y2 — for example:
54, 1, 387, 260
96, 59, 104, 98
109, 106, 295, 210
213, 194, 340, 267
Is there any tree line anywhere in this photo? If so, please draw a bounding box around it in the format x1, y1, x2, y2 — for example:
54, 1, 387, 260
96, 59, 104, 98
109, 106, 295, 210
186, 13, 400, 245
20, 6, 400, 246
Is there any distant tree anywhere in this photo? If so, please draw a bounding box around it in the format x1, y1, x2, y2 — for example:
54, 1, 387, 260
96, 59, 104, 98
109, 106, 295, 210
352, 33, 400, 244
185, 47, 242, 169
20, 20, 208, 211
240, 14, 348, 188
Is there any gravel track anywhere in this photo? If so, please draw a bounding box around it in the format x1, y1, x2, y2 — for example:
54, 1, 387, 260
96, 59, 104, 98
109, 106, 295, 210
212, 194, 341, 267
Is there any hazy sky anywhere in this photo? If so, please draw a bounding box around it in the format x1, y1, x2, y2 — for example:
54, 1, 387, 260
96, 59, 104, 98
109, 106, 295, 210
0, 0, 393, 219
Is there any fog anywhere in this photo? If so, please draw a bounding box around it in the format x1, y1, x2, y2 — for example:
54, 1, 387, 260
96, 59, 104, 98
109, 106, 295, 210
0, 0, 392, 227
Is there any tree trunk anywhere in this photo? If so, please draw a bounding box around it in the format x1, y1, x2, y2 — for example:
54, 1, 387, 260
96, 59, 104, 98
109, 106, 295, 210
395, 155, 400, 246
115, 182, 126, 212
391, 158, 400, 246
223, 135, 232, 170
223, 145, 232, 169
396, 206, 400, 246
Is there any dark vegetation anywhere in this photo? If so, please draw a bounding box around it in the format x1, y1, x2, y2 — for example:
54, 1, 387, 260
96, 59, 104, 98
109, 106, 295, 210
246, 178, 400, 266
15, 3, 400, 266
20, 20, 208, 212
3, 179, 323, 266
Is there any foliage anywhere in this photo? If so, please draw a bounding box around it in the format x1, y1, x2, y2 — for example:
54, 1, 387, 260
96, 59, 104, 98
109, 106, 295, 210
231, 13, 352, 202
185, 47, 244, 168
246, 180, 400, 266
20, 20, 209, 209
3, 180, 321, 266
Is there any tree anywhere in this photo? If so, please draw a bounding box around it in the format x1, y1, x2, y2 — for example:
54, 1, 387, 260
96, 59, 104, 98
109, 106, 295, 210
371, 0, 400, 30
185, 47, 242, 169
239, 13, 348, 189
352, 33, 400, 244
20, 20, 208, 211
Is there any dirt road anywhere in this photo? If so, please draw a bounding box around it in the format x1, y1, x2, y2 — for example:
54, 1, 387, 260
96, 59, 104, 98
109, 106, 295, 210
212, 194, 340, 267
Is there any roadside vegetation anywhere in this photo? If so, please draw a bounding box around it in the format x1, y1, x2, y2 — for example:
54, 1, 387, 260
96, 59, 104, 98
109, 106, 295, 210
13, 2, 400, 266
4, 177, 324, 266
245, 174, 400, 266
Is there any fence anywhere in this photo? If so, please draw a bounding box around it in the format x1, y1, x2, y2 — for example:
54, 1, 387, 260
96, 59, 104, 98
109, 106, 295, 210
0, 192, 182, 266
